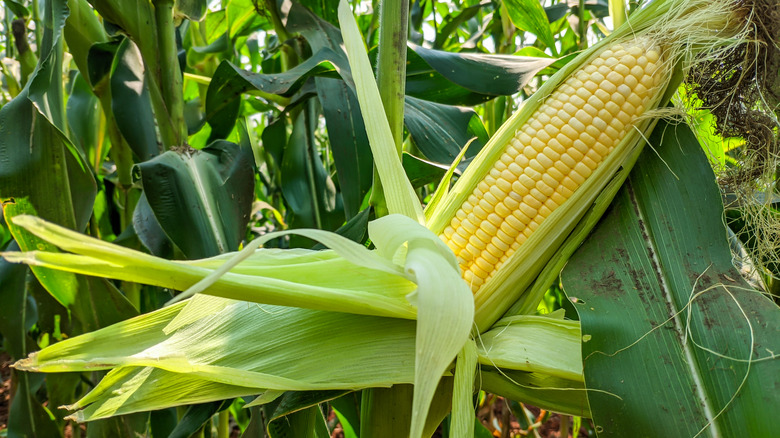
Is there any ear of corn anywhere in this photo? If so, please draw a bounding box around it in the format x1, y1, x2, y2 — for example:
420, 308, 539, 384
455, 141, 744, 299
428, 35, 673, 330
441, 38, 665, 292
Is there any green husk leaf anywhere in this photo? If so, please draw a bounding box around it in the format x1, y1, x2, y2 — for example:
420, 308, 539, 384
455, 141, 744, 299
452, 340, 478, 438
404, 236, 474, 438
16, 299, 420, 421
479, 368, 590, 417
476, 315, 583, 382
4, 215, 417, 319
337, 0, 424, 223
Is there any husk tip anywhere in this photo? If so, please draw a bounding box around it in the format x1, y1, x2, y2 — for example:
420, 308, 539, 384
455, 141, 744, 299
11, 353, 39, 371
9, 214, 40, 229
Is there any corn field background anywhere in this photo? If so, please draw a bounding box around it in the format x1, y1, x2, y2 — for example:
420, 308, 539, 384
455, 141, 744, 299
0, 0, 778, 437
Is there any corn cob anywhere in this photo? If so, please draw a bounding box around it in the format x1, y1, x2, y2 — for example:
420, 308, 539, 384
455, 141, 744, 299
440, 38, 666, 293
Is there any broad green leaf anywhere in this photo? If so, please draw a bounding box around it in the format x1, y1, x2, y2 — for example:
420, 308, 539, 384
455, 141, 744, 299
84, 413, 149, 438
66, 72, 102, 164
404, 46, 495, 106
0, 0, 96, 310
297, 0, 340, 26
8, 371, 62, 437
134, 139, 255, 258
409, 43, 556, 98
63, 0, 108, 84
433, 1, 488, 49
67, 366, 262, 421
504, 0, 557, 52
5, 0, 29, 18
315, 77, 374, 219
175, 0, 207, 21
167, 400, 231, 438
132, 193, 175, 258
265, 391, 348, 438
281, 109, 343, 232
403, 153, 448, 189
544, 3, 570, 23
110, 38, 160, 161
205, 52, 338, 139
330, 392, 361, 438
404, 96, 487, 166
562, 121, 780, 436
150, 409, 177, 438
226, 0, 269, 38
0, 242, 37, 360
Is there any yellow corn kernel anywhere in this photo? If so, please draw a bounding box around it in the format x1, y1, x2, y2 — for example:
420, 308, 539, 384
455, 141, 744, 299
439, 38, 665, 293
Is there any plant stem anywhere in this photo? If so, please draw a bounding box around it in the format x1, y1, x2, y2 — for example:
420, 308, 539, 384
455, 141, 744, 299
264, 0, 298, 71
368, 0, 409, 217
152, 0, 186, 148
559, 414, 570, 438
31, 0, 41, 49
218, 410, 230, 438
578, 0, 587, 50
4, 5, 14, 59
376, 0, 408, 151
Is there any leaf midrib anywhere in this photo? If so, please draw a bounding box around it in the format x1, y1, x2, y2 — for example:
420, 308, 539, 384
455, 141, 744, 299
627, 181, 720, 437
183, 154, 227, 254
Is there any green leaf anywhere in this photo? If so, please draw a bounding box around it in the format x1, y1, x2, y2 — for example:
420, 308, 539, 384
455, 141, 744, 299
205, 52, 338, 139
504, 0, 557, 52
168, 400, 231, 438
175, 0, 207, 21
134, 139, 255, 258
226, 0, 269, 38
562, 121, 780, 436
315, 77, 374, 219
0, 0, 96, 309
451, 340, 478, 438
15, 297, 419, 420
338, 0, 424, 222
85, 413, 150, 438
404, 47, 494, 106
409, 43, 556, 98
265, 391, 348, 438
111, 38, 160, 161
330, 392, 361, 438
8, 371, 62, 438
132, 193, 175, 258
5, 0, 30, 18
404, 96, 487, 166
433, 1, 489, 49
476, 315, 582, 382
0, 242, 37, 360
402, 153, 448, 189
66, 72, 101, 164
479, 369, 589, 417
281, 108, 343, 232
64, 0, 108, 83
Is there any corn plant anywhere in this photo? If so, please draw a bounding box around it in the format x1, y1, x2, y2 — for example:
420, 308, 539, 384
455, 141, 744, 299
0, 0, 778, 437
